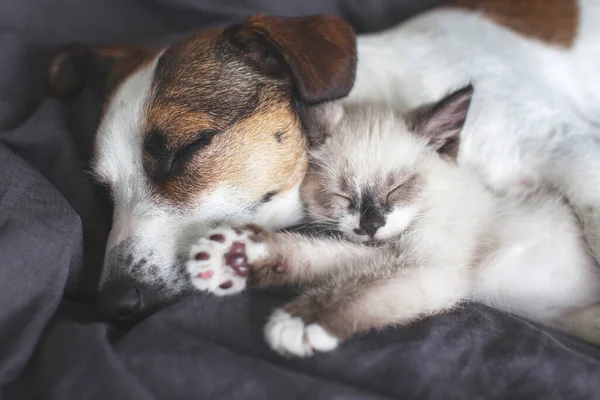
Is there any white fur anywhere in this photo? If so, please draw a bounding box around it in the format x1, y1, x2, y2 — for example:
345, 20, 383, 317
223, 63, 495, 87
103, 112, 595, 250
264, 309, 339, 357
374, 205, 420, 241
253, 184, 305, 229
337, 213, 362, 241
473, 199, 600, 322
347, 3, 600, 199
186, 226, 268, 295
93, 55, 159, 196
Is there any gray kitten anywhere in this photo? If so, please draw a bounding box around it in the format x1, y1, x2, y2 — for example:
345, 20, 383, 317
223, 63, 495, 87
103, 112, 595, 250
186, 87, 600, 357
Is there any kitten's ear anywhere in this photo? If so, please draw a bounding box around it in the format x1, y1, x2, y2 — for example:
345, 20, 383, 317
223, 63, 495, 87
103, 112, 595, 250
407, 84, 474, 158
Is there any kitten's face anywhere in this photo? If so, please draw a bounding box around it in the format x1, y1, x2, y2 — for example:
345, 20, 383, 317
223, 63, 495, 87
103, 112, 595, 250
302, 106, 429, 243
301, 85, 473, 243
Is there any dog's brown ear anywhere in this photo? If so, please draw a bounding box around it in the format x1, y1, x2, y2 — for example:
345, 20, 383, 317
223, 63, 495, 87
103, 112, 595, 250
47, 43, 154, 101
229, 14, 357, 104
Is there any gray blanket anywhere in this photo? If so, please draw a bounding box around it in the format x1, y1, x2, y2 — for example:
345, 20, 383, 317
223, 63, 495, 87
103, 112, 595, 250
2, 0, 600, 399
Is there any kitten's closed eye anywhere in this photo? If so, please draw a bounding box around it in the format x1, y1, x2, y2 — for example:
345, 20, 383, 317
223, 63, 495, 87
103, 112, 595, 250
386, 184, 404, 204
386, 175, 420, 205
333, 193, 353, 208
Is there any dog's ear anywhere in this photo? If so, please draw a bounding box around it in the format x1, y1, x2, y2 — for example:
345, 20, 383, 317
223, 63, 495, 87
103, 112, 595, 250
406, 84, 474, 158
46, 43, 154, 101
227, 14, 357, 104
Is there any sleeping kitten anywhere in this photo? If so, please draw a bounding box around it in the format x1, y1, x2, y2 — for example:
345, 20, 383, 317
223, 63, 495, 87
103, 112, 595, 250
186, 86, 600, 357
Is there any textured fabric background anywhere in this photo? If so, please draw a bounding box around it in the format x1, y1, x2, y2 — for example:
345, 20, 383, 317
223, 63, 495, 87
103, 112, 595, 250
1, 0, 600, 398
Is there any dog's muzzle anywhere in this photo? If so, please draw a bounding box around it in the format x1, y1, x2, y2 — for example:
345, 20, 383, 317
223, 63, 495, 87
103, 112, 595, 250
96, 274, 160, 322
96, 238, 191, 322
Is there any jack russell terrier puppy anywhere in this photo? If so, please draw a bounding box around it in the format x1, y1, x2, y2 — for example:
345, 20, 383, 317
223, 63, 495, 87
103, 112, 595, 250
47, 0, 600, 322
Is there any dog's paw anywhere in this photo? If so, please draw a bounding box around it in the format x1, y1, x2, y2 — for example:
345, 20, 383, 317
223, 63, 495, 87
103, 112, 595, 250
186, 226, 269, 296
264, 309, 339, 357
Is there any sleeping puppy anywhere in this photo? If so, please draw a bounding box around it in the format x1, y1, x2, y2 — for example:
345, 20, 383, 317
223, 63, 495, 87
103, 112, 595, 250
47, 15, 358, 318
47, 0, 600, 321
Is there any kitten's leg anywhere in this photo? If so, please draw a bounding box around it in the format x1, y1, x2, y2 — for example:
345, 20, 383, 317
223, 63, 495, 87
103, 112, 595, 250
265, 262, 472, 357
556, 303, 600, 346
185, 224, 380, 296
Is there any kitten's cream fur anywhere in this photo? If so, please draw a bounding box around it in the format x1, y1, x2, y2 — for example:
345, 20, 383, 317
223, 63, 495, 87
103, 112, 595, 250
186, 88, 600, 357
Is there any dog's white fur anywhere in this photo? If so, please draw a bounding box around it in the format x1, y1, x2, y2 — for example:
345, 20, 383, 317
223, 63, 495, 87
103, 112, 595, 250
96, 1, 600, 303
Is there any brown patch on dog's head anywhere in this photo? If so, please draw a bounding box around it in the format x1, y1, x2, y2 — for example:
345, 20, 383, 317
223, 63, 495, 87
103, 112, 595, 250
48, 15, 357, 208
47, 42, 155, 102
140, 15, 357, 206
453, 0, 578, 47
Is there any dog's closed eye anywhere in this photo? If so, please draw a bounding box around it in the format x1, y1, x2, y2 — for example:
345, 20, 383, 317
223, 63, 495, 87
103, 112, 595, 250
167, 130, 219, 177
144, 129, 219, 181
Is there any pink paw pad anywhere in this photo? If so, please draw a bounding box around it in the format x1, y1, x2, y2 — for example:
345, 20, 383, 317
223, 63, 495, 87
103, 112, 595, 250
275, 260, 288, 273
219, 280, 233, 289
196, 270, 214, 279
225, 242, 250, 277
209, 234, 226, 243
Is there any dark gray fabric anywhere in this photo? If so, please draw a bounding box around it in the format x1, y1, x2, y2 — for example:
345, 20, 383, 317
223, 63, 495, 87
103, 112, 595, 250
1, 0, 600, 399
0, 145, 81, 386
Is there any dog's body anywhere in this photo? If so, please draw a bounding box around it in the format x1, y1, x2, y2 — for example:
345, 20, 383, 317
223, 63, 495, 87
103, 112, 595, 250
351, 0, 600, 199
48, 0, 600, 319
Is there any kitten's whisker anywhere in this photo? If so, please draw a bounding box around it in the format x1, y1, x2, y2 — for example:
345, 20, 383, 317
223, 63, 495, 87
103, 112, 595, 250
309, 158, 339, 178
301, 220, 337, 228
304, 212, 339, 225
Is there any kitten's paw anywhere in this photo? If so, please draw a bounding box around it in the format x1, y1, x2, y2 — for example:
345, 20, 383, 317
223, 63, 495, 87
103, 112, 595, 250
264, 309, 339, 357
186, 226, 269, 296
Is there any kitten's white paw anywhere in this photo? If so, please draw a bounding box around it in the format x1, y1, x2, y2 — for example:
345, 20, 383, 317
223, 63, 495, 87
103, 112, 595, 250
186, 226, 268, 296
264, 309, 339, 357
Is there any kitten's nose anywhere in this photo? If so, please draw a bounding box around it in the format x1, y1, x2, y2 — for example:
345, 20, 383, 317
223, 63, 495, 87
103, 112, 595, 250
359, 212, 385, 237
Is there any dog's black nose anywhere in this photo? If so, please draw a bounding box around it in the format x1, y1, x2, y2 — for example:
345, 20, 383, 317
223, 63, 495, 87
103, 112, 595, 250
96, 280, 147, 321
